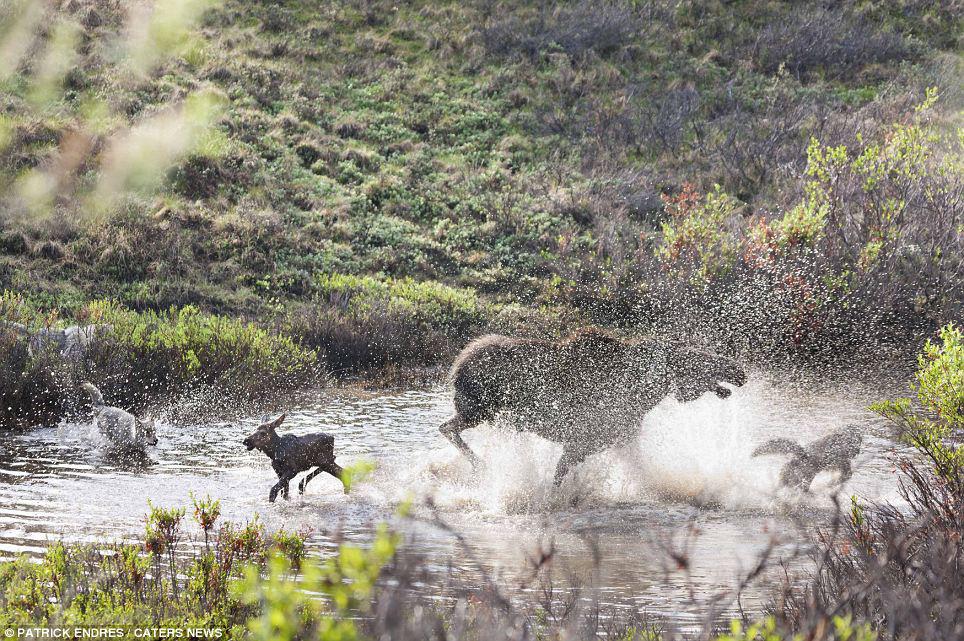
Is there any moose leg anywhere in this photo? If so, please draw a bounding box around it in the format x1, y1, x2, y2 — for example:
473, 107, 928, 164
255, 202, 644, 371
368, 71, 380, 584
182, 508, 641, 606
269, 472, 296, 503
440, 415, 483, 468
837, 460, 853, 484
299, 461, 346, 493
553, 445, 590, 486
298, 468, 322, 494
323, 461, 344, 481
323, 461, 347, 493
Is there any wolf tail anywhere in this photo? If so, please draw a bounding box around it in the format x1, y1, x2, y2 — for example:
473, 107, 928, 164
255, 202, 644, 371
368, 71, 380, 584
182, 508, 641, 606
752, 438, 807, 459
81, 382, 104, 406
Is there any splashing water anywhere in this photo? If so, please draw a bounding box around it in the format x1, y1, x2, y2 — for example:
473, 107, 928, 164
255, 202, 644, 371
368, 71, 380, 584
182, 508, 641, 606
0, 375, 905, 623
371, 376, 899, 517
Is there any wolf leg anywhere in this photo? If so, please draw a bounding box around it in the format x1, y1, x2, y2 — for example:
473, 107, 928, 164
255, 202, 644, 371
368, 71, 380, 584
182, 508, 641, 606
837, 460, 853, 484
780, 458, 818, 493
440, 415, 483, 469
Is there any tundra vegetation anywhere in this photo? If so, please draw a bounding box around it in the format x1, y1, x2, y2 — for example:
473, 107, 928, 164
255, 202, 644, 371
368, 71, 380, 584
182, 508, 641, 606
0, 0, 962, 638
0, 330, 962, 639
0, 0, 961, 422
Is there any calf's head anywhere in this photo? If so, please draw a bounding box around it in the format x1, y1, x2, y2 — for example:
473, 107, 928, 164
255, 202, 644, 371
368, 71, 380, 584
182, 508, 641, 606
669, 347, 747, 402
243, 414, 285, 452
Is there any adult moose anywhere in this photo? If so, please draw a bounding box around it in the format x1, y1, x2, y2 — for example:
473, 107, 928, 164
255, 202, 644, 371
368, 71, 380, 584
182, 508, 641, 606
439, 329, 747, 484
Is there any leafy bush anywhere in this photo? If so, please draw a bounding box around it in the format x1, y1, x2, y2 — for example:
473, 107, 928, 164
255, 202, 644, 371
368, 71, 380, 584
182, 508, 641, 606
625, 91, 962, 363
658, 184, 739, 280
286, 273, 490, 375
0, 293, 321, 427
768, 89, 963, 326
0, 494, 396, 637
873, 323, 964, 491
236, 525, 398, 641
752, 6, 913, 79
90, 301, 319, 395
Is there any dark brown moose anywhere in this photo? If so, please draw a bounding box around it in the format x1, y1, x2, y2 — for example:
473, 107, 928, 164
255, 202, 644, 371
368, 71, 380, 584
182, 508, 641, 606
440, 329, 747, 484
243, 414, 346, 502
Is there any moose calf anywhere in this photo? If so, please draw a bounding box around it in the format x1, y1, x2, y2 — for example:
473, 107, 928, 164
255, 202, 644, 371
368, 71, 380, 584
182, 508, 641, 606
243, 414, 346, 502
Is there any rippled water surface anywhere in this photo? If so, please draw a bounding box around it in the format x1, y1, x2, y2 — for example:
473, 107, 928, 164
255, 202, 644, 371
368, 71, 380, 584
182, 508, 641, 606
0, 374, 906, 627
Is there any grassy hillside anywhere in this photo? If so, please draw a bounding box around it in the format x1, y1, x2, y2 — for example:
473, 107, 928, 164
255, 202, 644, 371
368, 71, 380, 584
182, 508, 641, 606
1, 0, 962, 379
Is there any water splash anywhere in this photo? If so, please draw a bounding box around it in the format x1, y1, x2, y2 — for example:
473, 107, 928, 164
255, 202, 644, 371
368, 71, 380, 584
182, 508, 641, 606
369, 377, 897, 517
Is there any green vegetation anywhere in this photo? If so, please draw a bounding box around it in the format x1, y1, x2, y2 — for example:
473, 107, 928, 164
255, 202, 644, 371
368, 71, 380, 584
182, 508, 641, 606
872, 322, 964, 490
0, 291, 319, 427
0, 499, 396, 639
287, 273, 491, 372
0, 0, 959, 387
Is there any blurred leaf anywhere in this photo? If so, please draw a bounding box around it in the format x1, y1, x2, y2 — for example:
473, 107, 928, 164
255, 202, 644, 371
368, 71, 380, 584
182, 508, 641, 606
28, 19, 81, 107
0, 0, 43, 84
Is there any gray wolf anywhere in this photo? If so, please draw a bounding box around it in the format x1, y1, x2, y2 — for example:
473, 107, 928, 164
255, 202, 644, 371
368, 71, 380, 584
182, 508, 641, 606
439, 329, 747, 484
31, 324, 110, 358
752, 427, 863, 492
243, 414, 346, 502
1, 321, 110, 359
0, 320, 29, 338
81, 382, 158, 450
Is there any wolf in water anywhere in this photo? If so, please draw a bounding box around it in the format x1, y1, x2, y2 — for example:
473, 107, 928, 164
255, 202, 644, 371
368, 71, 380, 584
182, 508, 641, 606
243, 414, 346, 502
81, 382, 158, 450
440, 329, 747, 485
752, 427, 863, 492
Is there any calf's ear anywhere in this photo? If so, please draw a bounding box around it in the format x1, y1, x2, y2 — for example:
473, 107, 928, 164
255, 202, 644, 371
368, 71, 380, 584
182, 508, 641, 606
270, 413, 286, 429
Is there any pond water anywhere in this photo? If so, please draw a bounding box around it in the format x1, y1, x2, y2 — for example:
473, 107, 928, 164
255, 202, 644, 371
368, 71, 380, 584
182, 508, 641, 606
0, 373, 907, 629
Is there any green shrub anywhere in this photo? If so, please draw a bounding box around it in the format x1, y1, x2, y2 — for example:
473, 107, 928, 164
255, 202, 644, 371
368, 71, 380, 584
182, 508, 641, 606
235, 525, 398, 641
287, 273, 491, 374
314, 273, 487, 335
658, 183, 739, 280
0, 497, 397, 637
872, 323, 964, 488
717, 616, 876, 641
0, 294, 321, 427
89, 301, 317, 387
